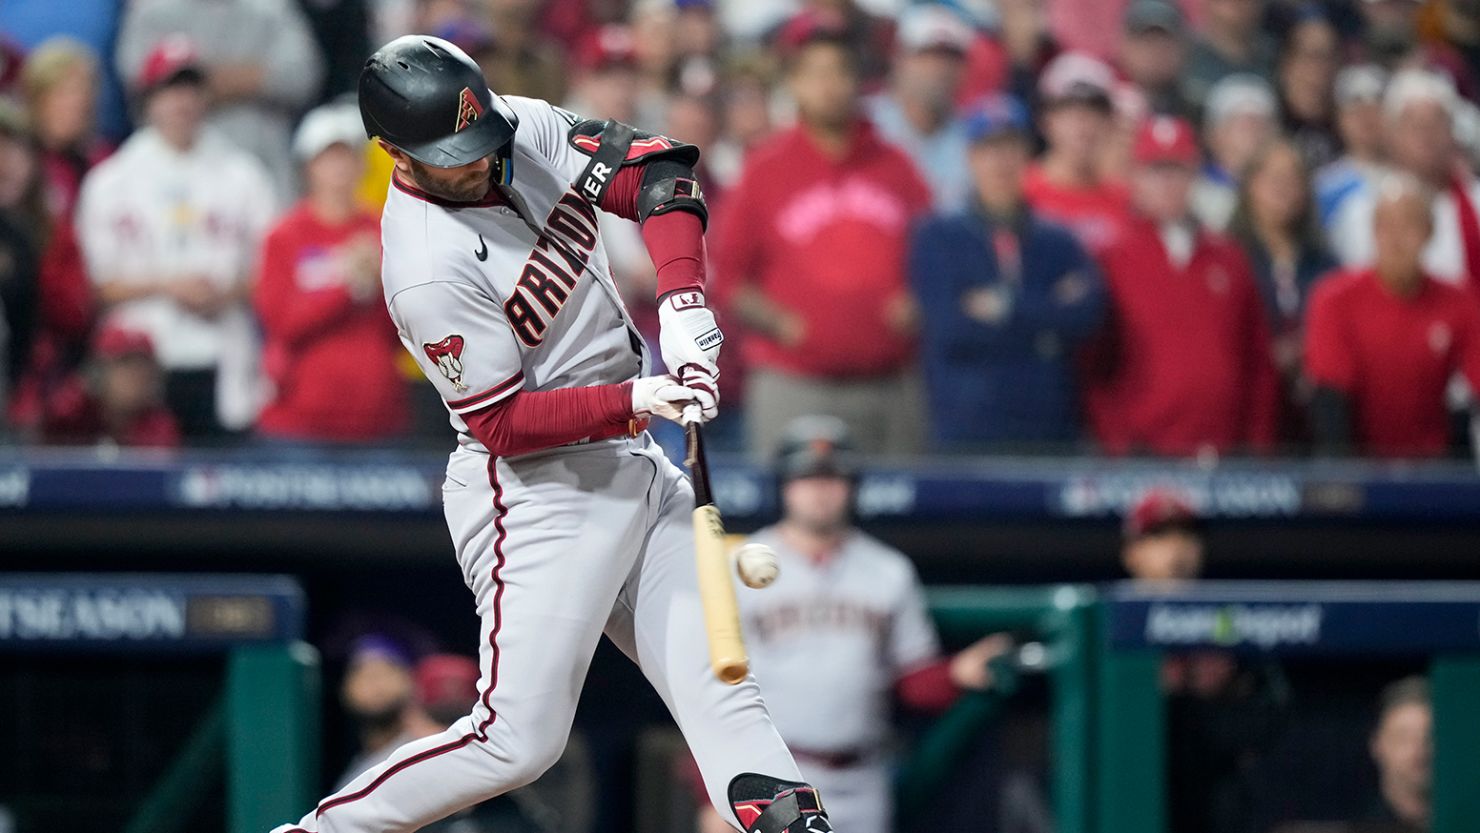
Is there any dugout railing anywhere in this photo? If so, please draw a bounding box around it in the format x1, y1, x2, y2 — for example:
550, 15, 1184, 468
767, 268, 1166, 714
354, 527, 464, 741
1096, 581, 1480, 833
901, 586, 1098, 833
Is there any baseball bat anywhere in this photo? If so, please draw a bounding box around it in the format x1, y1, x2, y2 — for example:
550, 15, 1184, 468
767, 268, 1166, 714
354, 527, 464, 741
685, 421, 749, 685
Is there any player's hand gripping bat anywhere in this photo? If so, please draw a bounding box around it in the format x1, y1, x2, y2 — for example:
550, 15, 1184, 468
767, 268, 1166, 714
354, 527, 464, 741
684, 421, 749, 685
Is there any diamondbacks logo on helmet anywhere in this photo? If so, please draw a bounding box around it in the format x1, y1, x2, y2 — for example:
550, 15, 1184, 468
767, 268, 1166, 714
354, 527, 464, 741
423, 335, 468, 391
455, 87, 484, 133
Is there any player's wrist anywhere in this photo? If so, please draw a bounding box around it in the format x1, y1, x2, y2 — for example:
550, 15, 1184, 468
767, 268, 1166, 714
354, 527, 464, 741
616, 380, 638, 419
657, 285, 705, 306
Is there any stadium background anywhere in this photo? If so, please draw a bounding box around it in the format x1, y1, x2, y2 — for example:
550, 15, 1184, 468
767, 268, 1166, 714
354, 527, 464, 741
3, 0, 1480, 832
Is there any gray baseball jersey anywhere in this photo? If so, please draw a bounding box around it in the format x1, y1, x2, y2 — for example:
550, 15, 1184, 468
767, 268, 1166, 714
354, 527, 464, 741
739, 525, 941, 753
381, 95, 648, 447
736, 526, 942, 833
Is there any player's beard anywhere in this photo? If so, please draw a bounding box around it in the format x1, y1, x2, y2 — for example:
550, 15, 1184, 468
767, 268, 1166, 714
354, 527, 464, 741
408, 159, 494, 203
351, 700, 408, 735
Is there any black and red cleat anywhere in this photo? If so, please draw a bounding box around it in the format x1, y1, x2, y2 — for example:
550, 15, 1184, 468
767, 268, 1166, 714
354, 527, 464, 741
728, 773, 833, 833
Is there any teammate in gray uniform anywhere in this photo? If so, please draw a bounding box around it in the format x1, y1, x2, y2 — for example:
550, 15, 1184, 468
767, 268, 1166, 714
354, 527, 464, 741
699, 416, 1009, 833
274, 36, 830, 833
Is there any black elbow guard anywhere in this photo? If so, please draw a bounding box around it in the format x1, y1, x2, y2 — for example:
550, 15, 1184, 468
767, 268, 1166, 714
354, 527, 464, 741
638, 158, 708, 228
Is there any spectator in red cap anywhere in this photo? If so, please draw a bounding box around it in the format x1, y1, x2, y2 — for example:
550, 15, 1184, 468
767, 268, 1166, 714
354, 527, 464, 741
563, 25, 642, 125
867, 4, 975, 210
115, 0, 324, 201
1305, 175, 1480, 458
1120, 486, 1289, 833
413, 653, 481, 727
41, 323, 180, 447
254, 103, 408, 449
772, 6, 896, 92
1122, 488, 1203, 582
712, 25, 932, 455
1023, 51, 1131, 253
1081, 115, 1281, 457
78, 35, 277, 440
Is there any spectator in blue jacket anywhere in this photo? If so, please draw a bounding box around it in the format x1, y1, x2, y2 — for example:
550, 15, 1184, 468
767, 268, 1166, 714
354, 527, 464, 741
909, 95, 1107, 452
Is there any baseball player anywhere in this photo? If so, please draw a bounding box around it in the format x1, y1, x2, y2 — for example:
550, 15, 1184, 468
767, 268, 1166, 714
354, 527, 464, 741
699, 416, 1008, 833
272, 36, 830, 833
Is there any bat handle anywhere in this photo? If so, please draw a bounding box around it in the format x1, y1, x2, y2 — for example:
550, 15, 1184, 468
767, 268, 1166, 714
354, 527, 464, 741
684, 421, 698, 470
685, 421, 713, 508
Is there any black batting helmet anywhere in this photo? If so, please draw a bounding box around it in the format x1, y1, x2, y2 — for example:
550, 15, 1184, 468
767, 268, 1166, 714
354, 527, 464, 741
358, 35, 519, 169
775, 415, 859, 483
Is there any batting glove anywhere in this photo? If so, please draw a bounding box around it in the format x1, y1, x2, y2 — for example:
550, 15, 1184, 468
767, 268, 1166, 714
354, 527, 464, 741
657, 290, 723, 383
632, 373, 718, 425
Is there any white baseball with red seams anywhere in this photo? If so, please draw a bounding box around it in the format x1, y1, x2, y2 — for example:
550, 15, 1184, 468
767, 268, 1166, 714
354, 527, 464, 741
275, 95, 802, 832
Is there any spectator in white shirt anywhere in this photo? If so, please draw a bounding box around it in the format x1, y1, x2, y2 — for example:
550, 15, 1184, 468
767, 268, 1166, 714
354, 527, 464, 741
115, 0, 324, 202
1327, 68, 1480, 288
77, 36, 277, 438
867, 4, 974, 211
1192, 74, 1279, 233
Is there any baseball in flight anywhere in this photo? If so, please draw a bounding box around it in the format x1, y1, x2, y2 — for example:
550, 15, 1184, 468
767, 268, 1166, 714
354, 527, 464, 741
734, 543, 780, 589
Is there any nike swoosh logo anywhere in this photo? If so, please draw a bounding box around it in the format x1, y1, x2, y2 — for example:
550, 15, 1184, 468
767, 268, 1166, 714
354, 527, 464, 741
474, 235, 488, 262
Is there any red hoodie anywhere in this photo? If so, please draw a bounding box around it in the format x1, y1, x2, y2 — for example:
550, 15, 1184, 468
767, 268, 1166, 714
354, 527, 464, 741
254, 202, 408, 442
1082, 216, 1280, 456
711, 121, 931, 379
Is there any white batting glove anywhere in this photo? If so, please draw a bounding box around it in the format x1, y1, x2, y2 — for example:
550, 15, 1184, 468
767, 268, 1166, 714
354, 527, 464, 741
632, 374, 718, 425
658, 290, 723, 382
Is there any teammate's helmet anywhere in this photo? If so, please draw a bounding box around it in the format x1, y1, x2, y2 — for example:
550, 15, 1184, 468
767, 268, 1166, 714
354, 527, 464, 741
358, 35, 519, 169
775, 415, 859, 482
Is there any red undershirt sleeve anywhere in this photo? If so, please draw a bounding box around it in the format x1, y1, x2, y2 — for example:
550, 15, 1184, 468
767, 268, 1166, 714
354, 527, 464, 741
894, 659, 962, 714
600, 162, 707, 297
461, 382, 635, 457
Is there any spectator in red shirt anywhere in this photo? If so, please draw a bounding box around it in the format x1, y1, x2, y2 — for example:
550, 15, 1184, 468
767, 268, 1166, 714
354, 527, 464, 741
1022, 52, 1130, 254
1305, 175, 1480, 458
42, 323, 180, 447
1082, 116, 1281, 457
254, 102, 408, 447
0, 101, 92, 436
712, 24, 932, 456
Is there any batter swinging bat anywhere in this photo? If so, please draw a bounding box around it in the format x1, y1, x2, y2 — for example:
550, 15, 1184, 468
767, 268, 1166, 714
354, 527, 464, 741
685, 421, 749, 685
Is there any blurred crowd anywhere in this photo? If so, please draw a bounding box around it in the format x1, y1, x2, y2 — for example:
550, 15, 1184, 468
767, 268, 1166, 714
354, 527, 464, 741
4, 0, 1480, 460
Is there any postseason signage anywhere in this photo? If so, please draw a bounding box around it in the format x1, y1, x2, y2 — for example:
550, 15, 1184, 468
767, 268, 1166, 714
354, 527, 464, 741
0, 574, 305, 652
1104, 581, 1480, 656
4, 453, 1480, 522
